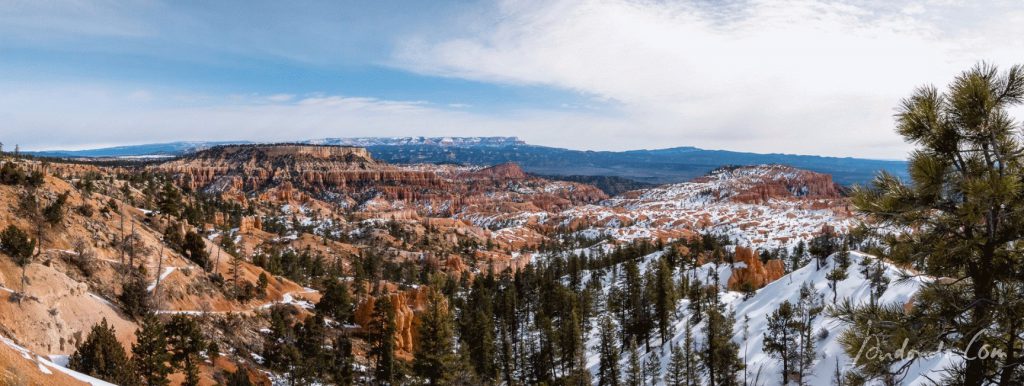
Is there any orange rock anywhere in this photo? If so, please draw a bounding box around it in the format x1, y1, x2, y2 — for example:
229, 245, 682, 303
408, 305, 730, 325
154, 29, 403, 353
353, 286, 435, 358
727, 246, 785, 291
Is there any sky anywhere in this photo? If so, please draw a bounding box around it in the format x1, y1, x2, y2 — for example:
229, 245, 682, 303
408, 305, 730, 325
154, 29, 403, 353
2, 0, 1023, 159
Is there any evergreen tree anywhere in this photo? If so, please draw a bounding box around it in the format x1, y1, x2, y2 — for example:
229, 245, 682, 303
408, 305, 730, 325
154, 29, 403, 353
764, 301, 798, 385
654, 256, 676, 346
132, 314, 172, 386
413, 290, 458, 385
224, 368, 254, 386
849, 63, 1024, 386
294, 313, 328, 383
120, 269, 152, 319
261, 305, 300, 377
315, 279, 354, 323
682, 319, 701, 386
826, 265, 848, 304
666, 343, 688, 386
597, 315, 620, 386
644, 346, 662, 386
0, 224, 34, 296
369, 296, 397, 384
69, 318, 134, 385
626, 338, 643, 386
165, 315, 206, 386
331, 336, 355, 385
808, 227, 838, 270
793, 284, 823, 383
181, 231, 209, 269
157, 181, 182, 218
42, 191, 69, 225
459, 279, 497, 381
701, 306, 741, 386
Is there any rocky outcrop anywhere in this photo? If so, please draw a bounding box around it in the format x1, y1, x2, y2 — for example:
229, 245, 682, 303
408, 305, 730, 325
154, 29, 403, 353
727, 246, 786, 291
353, 286, 435, 358
465, 162, 528, 180
152, 145, 607, 218
239, 216, 262, 234
693, 165, 843, 204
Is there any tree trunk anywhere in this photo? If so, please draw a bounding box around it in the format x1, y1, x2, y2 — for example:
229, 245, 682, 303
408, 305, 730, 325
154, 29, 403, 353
998, 318, 1018, 386
965, 248, 995, 386
153, 243, 164, 306
120, 209, 125, 267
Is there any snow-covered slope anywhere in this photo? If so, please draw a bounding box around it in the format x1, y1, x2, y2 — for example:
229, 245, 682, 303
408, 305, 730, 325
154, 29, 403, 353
584, 251, 957, 385
1, 335, 116, 386
561, 165, 853, 250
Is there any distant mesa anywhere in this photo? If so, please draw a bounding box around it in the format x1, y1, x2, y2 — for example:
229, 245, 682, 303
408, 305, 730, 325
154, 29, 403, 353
190, 143, 375, 163
25, 136, 908, 186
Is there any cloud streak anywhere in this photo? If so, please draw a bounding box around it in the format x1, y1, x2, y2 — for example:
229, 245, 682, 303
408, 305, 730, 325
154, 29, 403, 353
2, 1, 1023, 158
1, 84, 630, 152
393, 0, 1024, 158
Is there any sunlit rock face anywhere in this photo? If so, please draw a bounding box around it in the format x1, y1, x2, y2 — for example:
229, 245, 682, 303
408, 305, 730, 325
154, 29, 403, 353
153, 144, 607, 216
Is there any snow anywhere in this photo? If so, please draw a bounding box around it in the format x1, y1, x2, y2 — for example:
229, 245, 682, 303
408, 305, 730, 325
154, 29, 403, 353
0, 335, 117, 386
555, 165, 853, 250
582, 250, 955, 385
147, 267, 177, 292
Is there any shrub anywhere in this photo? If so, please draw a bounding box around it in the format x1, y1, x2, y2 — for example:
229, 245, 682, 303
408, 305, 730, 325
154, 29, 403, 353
69, 319, 134, 385
43, 191, 70, 225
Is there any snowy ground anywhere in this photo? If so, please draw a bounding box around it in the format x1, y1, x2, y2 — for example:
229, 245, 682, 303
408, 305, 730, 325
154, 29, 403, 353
0, 335, 117, 386
582, 251, 958, 386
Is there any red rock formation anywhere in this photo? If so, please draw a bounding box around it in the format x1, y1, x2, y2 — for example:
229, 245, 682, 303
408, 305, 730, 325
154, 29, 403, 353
152, 145, 607, 216
692, 165, 843, 204
353, 286, 436, 358
465, 162, 528, 180
239, 216, 261, 234
727, 246, 786, 291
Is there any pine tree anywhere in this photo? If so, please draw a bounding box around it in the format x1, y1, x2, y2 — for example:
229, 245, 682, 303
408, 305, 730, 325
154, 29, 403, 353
331, 336, 355, 385
764, 300, 798, 385
848, 63, 1024, 386
626, 338, 643, 386
261, 305, 300, 376
793, 284, 823, 383
225, 368, 254, 386
654, 256, 676, 346
667, 343, 687, 386
460, 281, 497, 381
0, 224, 34, 297
132, 314, 172, 386
165, 315, 206, 386
294, 313, 328, 383
157, 181, 182, 218
413, 290, 458, 385
826, 265, 848, 304
181, 231, 209, 269
120, 269, 152, 319
644, 347, 662, 386
42, 191, 69, 225
701, 306, 741, 386
315, 279, 354, 323
369, 296, 397, 384
682, 319, 700, 386
69, 318, 134, 385
597, 314, 620, 386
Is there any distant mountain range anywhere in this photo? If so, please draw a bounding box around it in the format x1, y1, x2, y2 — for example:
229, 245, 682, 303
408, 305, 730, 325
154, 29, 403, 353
27, 136, 907, 186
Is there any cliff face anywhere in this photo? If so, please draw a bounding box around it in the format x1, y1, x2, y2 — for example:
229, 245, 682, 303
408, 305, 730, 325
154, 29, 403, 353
353, 286, 435, 358
727, 246, 786, 291
692, 165, 843, 204
152, 144, 607, 215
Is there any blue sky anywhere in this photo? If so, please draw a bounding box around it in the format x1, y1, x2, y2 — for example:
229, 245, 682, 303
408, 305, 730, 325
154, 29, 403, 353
2, 1, 1023, 159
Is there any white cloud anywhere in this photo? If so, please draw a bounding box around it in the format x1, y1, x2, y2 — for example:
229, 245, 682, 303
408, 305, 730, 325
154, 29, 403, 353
0, 84, 629, 152
392, 0, 1024, 158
